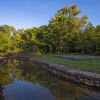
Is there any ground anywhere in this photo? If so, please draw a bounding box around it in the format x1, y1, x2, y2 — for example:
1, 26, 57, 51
26, 54, 100, 74
1, 53, 100, 74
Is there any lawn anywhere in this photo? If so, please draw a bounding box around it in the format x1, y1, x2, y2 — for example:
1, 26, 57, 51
24, 53, 100, 74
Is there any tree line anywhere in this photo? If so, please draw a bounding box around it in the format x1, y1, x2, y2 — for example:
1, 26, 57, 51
0, 4, 100, 55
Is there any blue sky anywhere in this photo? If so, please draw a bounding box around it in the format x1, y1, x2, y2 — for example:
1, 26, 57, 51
0, 0, 100, 29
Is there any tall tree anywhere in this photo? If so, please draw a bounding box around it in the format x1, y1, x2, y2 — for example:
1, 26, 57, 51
0, 25, 15, 54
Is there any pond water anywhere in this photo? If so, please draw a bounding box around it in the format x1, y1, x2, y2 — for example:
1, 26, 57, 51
0, 59, 100, 100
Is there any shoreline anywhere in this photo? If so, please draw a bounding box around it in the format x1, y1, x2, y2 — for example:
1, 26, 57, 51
29, 57, 100, 87
0, 53, 25, 70
0, 53, 100, 87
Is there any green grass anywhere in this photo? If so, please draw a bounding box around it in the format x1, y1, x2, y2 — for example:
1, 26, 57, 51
24, 53, 100, 74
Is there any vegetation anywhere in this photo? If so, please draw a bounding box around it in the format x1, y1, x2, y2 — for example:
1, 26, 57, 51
24, 54, 100, 73
0, 60, 95, 100
0, 4, 100, 55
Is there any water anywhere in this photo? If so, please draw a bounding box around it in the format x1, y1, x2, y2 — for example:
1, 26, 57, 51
0, 59, 100, 100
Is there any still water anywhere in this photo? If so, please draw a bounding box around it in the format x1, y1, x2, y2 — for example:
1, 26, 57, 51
0, 59, 100, 100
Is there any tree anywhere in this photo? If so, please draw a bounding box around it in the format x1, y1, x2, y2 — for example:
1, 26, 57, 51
0, 4, 100, 55
94, 25, 100, 54
0, 25, 15, 54
48, 4, 88, 54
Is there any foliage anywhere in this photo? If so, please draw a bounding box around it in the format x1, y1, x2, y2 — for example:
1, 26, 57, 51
0, 4, 100, 55
0, 59, 94, 100
0, 25, 15, 54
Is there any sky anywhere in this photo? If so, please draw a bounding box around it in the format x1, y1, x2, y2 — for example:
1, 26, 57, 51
0, 0, 100, 29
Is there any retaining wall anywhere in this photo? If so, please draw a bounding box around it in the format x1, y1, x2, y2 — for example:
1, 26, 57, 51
0, 53, 100, 87
30, 58, 100, 87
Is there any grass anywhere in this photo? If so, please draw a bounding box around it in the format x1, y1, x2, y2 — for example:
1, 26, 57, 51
24, 53, 100, 74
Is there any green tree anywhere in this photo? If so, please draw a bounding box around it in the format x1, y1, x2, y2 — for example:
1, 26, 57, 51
0, 25, 15, 54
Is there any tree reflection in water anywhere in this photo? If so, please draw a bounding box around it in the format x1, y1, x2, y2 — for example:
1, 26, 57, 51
0, 59, 100, 100
0, 84, 4, 100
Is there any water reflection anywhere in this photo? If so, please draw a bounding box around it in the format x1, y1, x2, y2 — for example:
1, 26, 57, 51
0, 84, 4, 100
0, 59, 100, 100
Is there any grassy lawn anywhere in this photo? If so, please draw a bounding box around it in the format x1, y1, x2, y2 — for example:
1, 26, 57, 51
24, 53, 100, 74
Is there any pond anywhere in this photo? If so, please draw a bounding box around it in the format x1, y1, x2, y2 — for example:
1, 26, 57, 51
0, 59, 100, 100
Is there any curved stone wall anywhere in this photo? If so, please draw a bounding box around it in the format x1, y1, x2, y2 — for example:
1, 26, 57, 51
30, 58, 100, 87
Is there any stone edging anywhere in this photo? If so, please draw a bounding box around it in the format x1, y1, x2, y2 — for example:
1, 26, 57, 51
0, 53, 25, 71
0, 53, 100, 87
29, 57, 100, 87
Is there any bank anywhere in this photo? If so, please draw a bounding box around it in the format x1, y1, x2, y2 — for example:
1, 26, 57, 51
0, 53, 100, 87
0, 53, 25, 70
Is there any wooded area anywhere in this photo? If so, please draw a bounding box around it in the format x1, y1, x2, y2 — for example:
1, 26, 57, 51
0, 4, 100, 55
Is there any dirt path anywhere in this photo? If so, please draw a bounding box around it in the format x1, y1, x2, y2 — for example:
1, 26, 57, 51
29, 57, 100, 87
0, 53, 100, 87
55, 55, 100, 60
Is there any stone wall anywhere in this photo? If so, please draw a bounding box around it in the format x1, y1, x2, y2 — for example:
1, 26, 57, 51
30, 58, 100, 87
0, 53, 100, 87
0, 53, 25, 71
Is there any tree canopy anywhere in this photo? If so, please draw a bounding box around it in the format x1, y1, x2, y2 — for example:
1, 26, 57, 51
0, 4, 100, 55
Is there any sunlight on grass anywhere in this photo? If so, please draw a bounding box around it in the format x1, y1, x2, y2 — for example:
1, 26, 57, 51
34, 54, 100, 73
